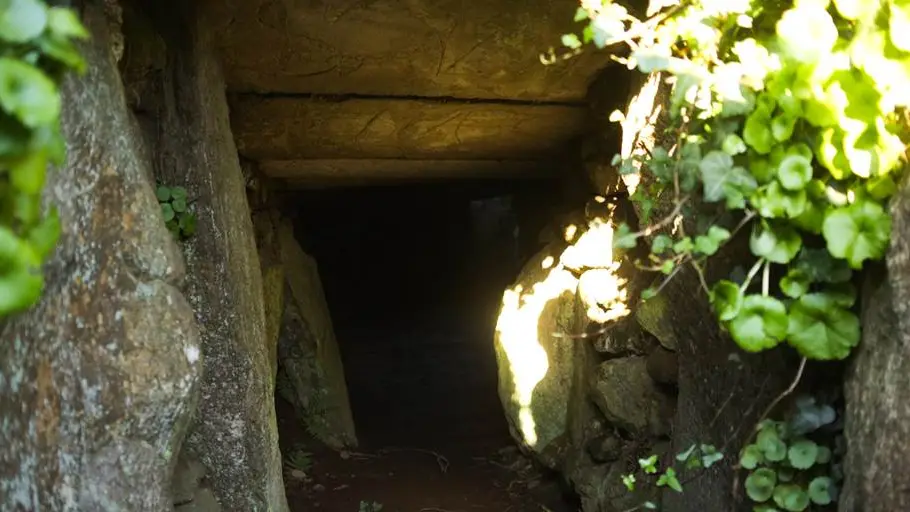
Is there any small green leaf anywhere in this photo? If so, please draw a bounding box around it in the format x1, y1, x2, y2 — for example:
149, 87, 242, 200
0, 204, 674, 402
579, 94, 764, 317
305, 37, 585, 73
657, 467, 683, 492
711, 280, 743, 322
787, 439, 819, 469
823, 200, 892, 269
695, 226, 731, 256
740, 444, 764, 469
180, 213, 197, 237
641, 287, 657, 300
700, 150, 758, 207
0, 0, 48, 43
156, 185, 171, 202
561, 33, 582, 49
773, 484, 810, 512
0, 58, 61, 127
700, 444, 723, 468
573, 7, 588, 21
779, 269, 811, 298
651, 234, 673, 255
639, 454, 658, 474
161, 203, 175, 222
750, 223, 801, 264
172, 198, 187, 213
745, 468, 777, 502
777, 154, 812, 191
622, 473, 636, 491
728, 295, 788, 352
47, 7, 90, 39
787, 292, 860, 360
808, 476, 835, 505
815, 446, 832, 464
643, 502, 657, 510
676, 444, 697, 462
757, 425, 787, 462
614, 223, 638, 249
771, 113, 797, 142
660, 260, 675, 274
794, 248, 852, 284
722, 133, 747, 155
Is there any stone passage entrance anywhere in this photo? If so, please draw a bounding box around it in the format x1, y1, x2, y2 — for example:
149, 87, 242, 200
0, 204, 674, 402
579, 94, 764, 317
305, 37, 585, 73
272, 177, 581, 511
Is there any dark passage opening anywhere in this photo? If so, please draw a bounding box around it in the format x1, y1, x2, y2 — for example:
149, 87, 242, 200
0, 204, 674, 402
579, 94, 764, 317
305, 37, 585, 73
276, 176, 582, 511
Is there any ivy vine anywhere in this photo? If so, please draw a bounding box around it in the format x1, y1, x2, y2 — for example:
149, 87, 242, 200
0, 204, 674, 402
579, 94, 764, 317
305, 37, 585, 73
0, 0, 88, 316
558, 0, 908, 361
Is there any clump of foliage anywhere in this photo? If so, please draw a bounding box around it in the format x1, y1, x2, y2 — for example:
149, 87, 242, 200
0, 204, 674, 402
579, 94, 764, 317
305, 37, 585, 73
740, 396, 842, 510
359, 501, 383, 512
560, 0, 908, 362
156, 184, 196, 240
622, 443, 725, 509
283, 444, 313, 473
0, 0, 88, 316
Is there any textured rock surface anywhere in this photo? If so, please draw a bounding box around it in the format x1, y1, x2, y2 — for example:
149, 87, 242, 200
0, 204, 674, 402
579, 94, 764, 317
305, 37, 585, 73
277, 223, 358, 449
135, 2, 288, 509
841, 171, 910, 511
232, 96, 586, 162
0, 4, 201, 509
589, 357, 674, 436
208, 0, 606, 100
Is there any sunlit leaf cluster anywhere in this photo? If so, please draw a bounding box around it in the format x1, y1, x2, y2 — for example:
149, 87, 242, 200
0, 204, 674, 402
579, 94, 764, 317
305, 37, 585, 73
0, 0, 87, 316
741, 396, 842, 511
564, 0, 909, 361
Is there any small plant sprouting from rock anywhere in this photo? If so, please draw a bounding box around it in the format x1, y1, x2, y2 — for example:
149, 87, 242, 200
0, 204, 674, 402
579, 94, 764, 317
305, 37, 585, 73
156, 184, 197, 240
358, 501, 383, 512
740, 396, 841, 511
622, 443, 724, 510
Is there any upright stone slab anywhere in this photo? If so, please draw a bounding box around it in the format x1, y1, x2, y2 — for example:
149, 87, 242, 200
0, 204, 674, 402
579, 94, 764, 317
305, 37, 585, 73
0, 4, 201, 509
840, 173, 910, 512
277, 222, 358, 449
139, 2, 288, 509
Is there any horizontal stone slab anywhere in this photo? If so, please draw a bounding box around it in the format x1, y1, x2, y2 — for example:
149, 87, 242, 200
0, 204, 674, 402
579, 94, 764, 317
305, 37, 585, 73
259, 159, 557, 185
232, 96, 587, 160
209, 0, 611, 101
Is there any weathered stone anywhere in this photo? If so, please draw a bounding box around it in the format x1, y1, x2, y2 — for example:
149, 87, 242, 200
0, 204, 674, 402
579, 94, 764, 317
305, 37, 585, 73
586, 435, 622, 463
209, 0, 607, 101
647, 346, 679, 386
577, 267, 631, 325
251, 203, 285, 384
231, 96, 586, 161
278, 222, 358, 449
133, 2, 288, 509
494, 242, 582, 468
172, 453, 208, 505
560, 219, 623, 271
590, 357, 674, 437
840, 170, 910, 512
635, 291, 678, 352
592, 323, 656, 355
174, 488, 221, 512
0, 5, 201, 509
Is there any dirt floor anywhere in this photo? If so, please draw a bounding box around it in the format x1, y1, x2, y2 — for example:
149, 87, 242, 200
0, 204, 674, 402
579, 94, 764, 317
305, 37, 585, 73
277, 396, 578, 512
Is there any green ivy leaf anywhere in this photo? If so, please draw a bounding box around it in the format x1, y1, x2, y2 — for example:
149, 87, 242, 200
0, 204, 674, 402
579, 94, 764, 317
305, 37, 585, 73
561, 33, 582, 49
740, 444, 764, 470
657, 467, 683, 492
745, 468, 777, 502
46, 6, 89, 39
823, 200, 891, 269
622, 474, 636, 491
651, 234, 673, 254
808, 476, 835, 505
780, 269, 810, 298
711, 280, 743, 321
676, 444, 697, 462
787, 439, 819, 469
750, 223, 802, 264
0, 0, 48, 43
614, 223, 638, 249
695, 226, 731, 256
0, 57, 61, 128
639, 454, 658, 474
728, 295, 788, 352
700, 444, 723, 468
161, 203, 176, 222
773, 484, 810, 512
700, 150, 757, 209
787, 292, 860, 360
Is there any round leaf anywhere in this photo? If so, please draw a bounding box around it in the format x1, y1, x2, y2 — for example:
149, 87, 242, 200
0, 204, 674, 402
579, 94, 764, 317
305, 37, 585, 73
172, 198, 187, 213
740, 444, 764, 469
712, 280, 743, 321
0, 0, 48, 43
808, 476, 834, 505
780, 269, 810, 298
161, 203, 175, 222
757, 426, 788, 462
729, 295, 788, 352
777, 154, 812, 191
156, 186, 171, 202
823, 200, 891, 269
750, 222, 802, 264
745, 468, 777, 502
0, 58, 61, 127
787, 439, 819, 469
815, 446, 832, 464
170, 186, 188, 201
773, 484, 810, 512
787, 292, 860, 360
47, 7, 89, 39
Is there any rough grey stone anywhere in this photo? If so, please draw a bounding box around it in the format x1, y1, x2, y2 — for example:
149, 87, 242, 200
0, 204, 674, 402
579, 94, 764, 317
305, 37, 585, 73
0, 4, 201, 509
277, 222, 358, 450
172, 453, 207, 505
840, 170, 910, 512
175, 488, 221, 512
132, 1, 288, 509
647, 346, 678, 386
586, 435, 622, 463
589, 357, 675, 437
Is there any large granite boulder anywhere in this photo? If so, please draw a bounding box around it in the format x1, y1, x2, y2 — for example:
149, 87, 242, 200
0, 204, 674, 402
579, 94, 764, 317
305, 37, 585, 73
122, 1, 288, 509
840, 172, 910, 511
277, 222, 358, 449
0, 3, 201, 509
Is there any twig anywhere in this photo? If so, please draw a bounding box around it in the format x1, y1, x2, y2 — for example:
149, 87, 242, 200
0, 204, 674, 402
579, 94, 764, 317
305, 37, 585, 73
755, 357, 808, 434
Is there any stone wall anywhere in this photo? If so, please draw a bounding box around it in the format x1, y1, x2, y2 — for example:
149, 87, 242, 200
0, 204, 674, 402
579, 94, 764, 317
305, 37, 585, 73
0, 2, 201, 509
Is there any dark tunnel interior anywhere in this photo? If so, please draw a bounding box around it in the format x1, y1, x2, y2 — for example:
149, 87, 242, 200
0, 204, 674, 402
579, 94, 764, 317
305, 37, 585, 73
284, 177, 566, 452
